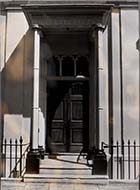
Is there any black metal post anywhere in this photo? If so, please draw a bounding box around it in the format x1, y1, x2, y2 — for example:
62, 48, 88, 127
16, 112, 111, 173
116, 141, 119, 179
128, 140, 130, 179
134, 140, 136, 179
19, 137, 23, 176
9, 139, 12, 178
15, 139, 17, 174
122, 139, 125, 179
110, 139, 113, 179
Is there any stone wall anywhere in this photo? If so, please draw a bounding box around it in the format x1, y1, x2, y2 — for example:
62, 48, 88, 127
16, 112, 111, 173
1, 178, 139, 190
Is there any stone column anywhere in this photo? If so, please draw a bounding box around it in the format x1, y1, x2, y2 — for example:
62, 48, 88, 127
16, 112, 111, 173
89, 24, 104, 149
32, 25, 41, 150
26, 27, 42, 173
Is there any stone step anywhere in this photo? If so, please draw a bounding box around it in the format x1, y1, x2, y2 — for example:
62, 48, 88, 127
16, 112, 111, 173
2, 176, 136, 190
41, 154, 87, 164
40, 168, 92, 175
24, 174, 108, 183
39, 154, 92, 175
40, 156, 88, 168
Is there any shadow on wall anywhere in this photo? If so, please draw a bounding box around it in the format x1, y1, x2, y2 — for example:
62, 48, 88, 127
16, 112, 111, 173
1, 29, 34, 118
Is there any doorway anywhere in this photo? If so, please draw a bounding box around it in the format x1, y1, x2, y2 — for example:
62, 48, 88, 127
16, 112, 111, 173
44, 33, 89, 153
46, 81, 89, 153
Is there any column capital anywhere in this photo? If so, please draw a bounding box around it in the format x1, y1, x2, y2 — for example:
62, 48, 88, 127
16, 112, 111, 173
91, 23, 105, 31
89, 24, 105, 42
32, 24, 43, 38
32, 24, 42, 31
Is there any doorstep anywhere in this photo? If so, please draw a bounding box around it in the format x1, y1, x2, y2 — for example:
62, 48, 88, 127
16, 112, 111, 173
23, 174, 109, 184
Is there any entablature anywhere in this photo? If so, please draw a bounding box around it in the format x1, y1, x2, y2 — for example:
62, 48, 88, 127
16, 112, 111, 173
21, 4, 112, 30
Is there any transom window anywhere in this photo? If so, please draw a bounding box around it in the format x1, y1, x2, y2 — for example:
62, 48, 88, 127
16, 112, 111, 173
47, 55, 89, 77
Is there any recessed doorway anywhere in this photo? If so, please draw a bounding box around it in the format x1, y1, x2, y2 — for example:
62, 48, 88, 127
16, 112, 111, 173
46, 80, 89, 153
45, 32, 89, 153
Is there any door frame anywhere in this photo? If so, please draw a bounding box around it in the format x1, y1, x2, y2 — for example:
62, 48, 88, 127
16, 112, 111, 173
45, 78, 89, 153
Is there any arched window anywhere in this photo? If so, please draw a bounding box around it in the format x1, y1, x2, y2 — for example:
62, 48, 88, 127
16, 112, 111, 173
76, 56, 89, 77
62, 56, 74, 76
47, 56, 60, 76
47, 55, 89, 77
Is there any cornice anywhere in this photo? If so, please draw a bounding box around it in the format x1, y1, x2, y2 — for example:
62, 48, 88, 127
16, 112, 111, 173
0, 0, 138, 16
0, 0, 138, 9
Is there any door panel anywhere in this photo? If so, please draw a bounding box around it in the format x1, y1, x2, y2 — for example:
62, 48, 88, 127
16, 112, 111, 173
51, 101, 66, 151
51, 122, 64, 143
47, 82, 88, 153
71, 100, 83, 120
69, 95, 83, 151
52, 101, 64, 144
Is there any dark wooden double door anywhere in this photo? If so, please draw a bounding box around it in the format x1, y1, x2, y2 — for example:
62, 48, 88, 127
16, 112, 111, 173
47, 81, 89, 153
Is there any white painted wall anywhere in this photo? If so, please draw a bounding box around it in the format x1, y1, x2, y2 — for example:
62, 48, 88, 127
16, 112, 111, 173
121, 10, 139, 143
112, 12, 121, 142
6, 11, 28, 62
4, 11, 30, 144
112, 10, 139, 144
0, 15, 6, 71
0, 15, 6, 136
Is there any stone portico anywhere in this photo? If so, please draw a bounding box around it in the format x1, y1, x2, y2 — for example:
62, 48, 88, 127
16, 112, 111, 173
22, 2, 112, 152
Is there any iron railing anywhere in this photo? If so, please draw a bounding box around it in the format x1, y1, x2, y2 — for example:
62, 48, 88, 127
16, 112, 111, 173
102, 140, 139, 180
1, 137, 30, 178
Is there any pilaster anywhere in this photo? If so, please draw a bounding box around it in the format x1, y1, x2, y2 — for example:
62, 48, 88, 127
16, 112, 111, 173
31, 24, 41, 150
89, 24, 104, 149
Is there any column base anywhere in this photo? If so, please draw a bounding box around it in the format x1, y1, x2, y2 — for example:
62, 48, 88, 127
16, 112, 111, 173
87, 148, 107, 175
26, 151, 40, 174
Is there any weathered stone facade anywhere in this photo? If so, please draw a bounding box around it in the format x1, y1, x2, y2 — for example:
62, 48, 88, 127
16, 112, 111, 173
1, 178, 139, 190
0, 0, 139, 187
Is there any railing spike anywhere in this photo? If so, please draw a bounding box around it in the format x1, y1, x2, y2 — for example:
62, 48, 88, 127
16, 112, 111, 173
116, 140, 119, 179
128, 139, 131, 179
9, 138, 12, 178
20, 136, 23, 144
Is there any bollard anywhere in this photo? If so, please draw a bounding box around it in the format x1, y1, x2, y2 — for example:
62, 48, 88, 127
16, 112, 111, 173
26, 151, 40, 174
92, 149, 107, 175
87, 148, 107, 175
